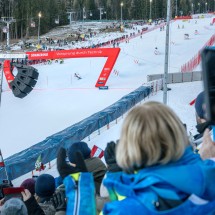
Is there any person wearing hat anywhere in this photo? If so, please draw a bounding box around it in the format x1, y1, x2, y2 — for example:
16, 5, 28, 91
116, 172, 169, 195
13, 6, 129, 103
21, 189, 46, 215
100, 140, 122, 199
195, 91, 206, 125
98, 141, 122, 213
1, 198, 28, 215
35, 174, 56, 215
67, 141, 107, 196
192, 91, 215, 160
193, 91, 210, 144
20, 178, 35, 196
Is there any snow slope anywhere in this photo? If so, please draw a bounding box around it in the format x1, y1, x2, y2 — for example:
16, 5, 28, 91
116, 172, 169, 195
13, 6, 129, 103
0, 18, 214, 169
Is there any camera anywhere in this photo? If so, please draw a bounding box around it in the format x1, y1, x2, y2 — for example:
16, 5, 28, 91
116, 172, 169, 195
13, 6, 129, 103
0, 180, 12, 200
3, 187, 24, 201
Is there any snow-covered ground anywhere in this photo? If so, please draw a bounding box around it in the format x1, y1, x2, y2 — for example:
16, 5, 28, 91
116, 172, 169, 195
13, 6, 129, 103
0, 17, 214, 185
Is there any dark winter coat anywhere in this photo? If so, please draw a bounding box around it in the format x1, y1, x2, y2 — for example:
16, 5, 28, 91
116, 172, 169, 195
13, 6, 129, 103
85, 157, 107, 195
194, 121, 211, 141
38, 198, 56, 215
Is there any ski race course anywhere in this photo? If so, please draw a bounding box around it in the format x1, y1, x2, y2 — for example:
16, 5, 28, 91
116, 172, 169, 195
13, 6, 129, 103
0, 17, 214, 183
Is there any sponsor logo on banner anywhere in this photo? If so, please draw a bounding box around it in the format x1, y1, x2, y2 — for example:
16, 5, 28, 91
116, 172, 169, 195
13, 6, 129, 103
0, 53, 26, 59
99, 77, 106, 81
99, 86, 109, 90
30, 53, 49, 57
104, 68, 110, 71
98, 81, 104, 84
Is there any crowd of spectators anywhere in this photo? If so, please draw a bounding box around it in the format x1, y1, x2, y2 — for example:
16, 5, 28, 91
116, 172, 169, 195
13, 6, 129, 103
1, 90, 215, 214
19, 20, 164, 53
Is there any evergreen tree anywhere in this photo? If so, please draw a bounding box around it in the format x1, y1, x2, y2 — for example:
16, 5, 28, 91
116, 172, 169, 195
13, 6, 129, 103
1, 0, 214, 42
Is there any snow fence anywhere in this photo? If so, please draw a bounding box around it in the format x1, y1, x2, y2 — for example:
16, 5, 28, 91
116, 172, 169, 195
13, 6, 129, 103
147, 71, 202, 83
0, 86, 151, 181
180, 34, 215, 73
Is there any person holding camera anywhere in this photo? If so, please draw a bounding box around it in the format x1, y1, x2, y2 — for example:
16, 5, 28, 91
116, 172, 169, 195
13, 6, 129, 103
193, 91, 210, 143
192, 91, 215, 160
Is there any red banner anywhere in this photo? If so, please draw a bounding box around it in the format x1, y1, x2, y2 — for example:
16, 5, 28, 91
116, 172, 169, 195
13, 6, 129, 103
3, 60, 14, 87
26, 48, 120, 87
174, 16, 192, 20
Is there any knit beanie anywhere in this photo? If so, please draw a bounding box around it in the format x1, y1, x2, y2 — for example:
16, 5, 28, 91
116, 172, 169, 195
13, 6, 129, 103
195, 91, 205, 119
1, 198, 28, 215
35, 174, 55, 198
20, 178, 35, 195
68, 142, 91, 163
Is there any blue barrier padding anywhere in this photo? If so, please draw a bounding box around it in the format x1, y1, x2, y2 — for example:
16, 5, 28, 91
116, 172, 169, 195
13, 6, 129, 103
0, 86, 151, 181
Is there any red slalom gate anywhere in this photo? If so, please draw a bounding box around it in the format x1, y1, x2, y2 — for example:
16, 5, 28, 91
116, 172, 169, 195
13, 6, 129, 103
26, 48, 120, 87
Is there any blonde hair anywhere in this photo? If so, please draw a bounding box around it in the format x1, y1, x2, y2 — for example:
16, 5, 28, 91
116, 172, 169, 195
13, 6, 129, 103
116, 101, 189, 173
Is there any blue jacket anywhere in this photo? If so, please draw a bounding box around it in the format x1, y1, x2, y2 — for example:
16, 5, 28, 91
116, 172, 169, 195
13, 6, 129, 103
103, 147, 215, 215
64, 172, 96, 215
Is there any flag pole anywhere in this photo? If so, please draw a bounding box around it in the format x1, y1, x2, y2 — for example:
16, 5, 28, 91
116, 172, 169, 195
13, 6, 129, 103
0, 149, 9, 181
4, 167, 9, 181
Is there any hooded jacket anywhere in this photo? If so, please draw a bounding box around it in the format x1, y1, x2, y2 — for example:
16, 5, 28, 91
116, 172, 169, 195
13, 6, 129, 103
102, 147, 215, 215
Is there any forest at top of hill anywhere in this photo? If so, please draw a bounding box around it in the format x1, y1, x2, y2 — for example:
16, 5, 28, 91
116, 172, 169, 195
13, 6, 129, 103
0, 0, 214, 41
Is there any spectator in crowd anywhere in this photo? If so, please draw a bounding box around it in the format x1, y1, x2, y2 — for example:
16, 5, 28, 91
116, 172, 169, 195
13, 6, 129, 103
1, 198, 28, 215
0, 181, 12, 201
194, 91, 210, 140
20, 178, 36, 196
192, 91, 213, 157
102, 101, 215, 214
57, 149, 96, 215
21, 187, 65, 215
67, 141, 107, 195
35, 174, 56, 215
98, 141, 122, 213
104, 141, 121, 173
22, 189, 45, 215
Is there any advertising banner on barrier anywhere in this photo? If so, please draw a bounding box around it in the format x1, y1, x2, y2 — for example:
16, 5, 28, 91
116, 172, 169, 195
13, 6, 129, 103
3, 60, 14, 85
0, 54, 26, 59
26, 48, 120, 87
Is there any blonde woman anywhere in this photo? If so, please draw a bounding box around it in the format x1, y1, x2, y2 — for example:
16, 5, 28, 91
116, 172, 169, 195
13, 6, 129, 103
102, 101, 215, 215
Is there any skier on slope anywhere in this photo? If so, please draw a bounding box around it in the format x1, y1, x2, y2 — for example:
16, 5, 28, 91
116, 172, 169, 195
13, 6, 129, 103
74, 73, 82, 80
154, 47, 160, 55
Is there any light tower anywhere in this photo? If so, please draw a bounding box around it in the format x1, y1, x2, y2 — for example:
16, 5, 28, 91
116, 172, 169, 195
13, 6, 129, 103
38, 12, 42, 44
120, 2, 124, 26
